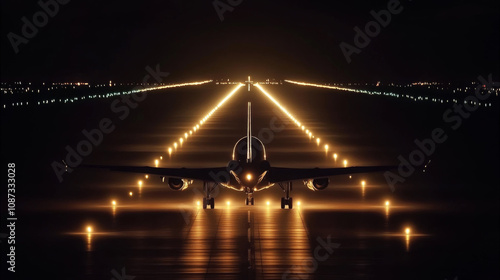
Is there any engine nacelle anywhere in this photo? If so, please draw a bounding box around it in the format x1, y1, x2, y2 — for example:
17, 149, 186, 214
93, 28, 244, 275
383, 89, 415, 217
167, 178, 191, 191
304, 178, 329, 191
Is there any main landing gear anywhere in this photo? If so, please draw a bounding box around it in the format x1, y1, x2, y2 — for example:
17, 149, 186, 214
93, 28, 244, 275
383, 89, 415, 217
203, 181, 217, 209
279, 181, 293, 209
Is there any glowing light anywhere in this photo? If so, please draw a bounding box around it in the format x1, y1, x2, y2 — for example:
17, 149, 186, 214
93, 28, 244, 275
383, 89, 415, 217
168, 147, 172, 155
189, 130, 192, 135
154, 160, 159, 167
227, 201, 231, 206
266, 201, 270, 206
246, 174, 252, 181
297, 201, 301, 206
138, 180, 143, 186
385, 200, 390, 206
185, 132, 188, 138
174, 142, 178, 149
343, 160, 348, 167
160, 156, 163, 160
129, 192, 133, 196
111, 200, 116, 206
405, 227, 411, 235
333, 153, 338, 160
197, 201, 200, 206
86, 226, 92, 233
145, 174, 149, 179
301, 126, 305, 130
324, 144, 329, 152
361, 180, 366, 186
316, 138, 320, 145
179, 138, 183, 144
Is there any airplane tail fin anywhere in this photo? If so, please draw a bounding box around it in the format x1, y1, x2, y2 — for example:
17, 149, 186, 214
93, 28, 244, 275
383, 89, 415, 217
247, 102, 252, 163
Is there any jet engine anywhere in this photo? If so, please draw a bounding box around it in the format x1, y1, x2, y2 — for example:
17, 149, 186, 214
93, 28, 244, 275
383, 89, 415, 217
166, 177, 191, 191
304, 178, 329, 191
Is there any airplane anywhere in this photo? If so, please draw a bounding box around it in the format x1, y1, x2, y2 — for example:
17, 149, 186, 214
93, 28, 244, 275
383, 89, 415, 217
82, 102, 394, 209
245, 76, 253, 91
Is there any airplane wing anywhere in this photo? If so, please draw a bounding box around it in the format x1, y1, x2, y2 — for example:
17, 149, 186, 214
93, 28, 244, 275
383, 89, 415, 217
82, 164, 228, 182
267, 165, 395, 183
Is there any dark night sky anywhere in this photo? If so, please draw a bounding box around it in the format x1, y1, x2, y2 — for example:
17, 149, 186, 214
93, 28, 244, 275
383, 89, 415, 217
1, 0, 499, 82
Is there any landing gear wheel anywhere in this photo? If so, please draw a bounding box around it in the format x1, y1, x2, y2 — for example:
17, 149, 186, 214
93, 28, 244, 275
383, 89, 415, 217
281, 197, 285, 209
288, 197, 293, 209
210, 198, 215, 209
203, 198, 207, 209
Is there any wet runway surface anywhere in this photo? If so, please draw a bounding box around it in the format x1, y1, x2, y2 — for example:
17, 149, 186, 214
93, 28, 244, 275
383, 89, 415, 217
2, 83, 499, 279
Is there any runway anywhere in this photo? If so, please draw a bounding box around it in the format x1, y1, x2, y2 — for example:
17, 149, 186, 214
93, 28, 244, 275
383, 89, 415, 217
1, 83, 498, 279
